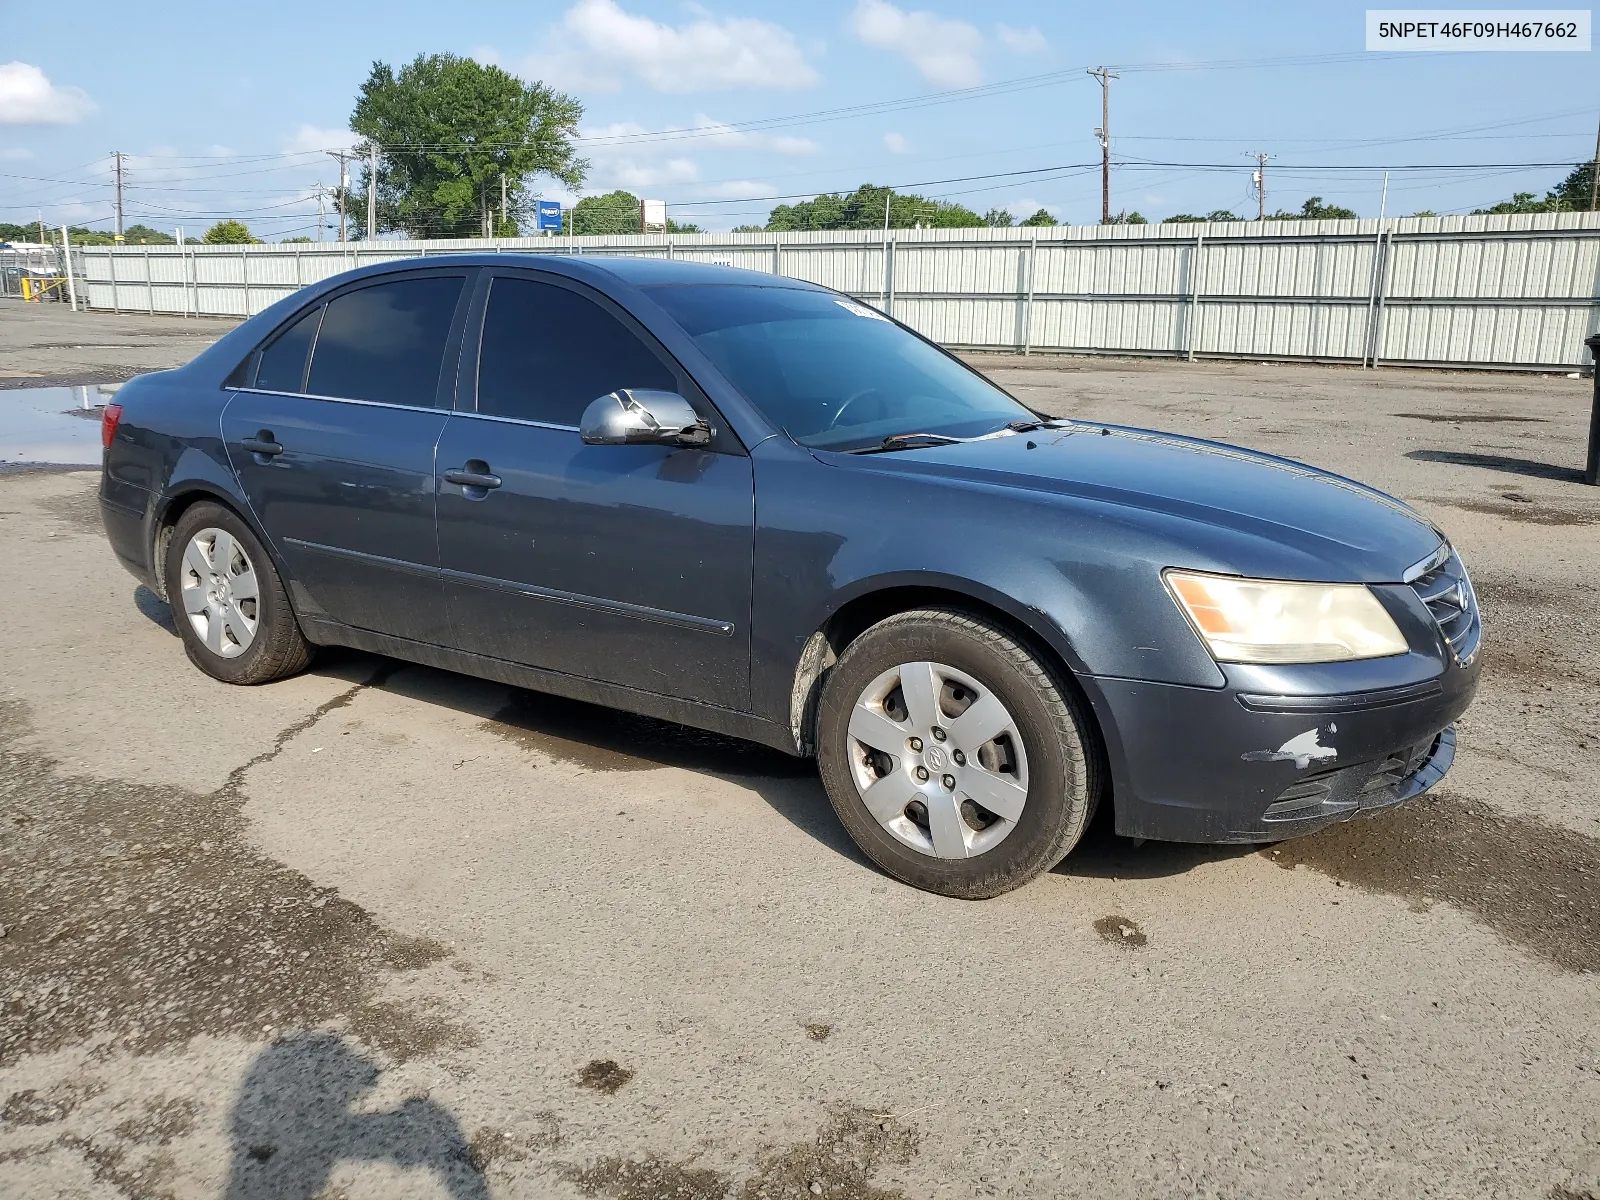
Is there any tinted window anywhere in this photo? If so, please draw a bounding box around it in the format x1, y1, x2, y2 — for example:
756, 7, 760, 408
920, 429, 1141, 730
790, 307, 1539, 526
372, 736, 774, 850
477, 277, 675, 426
253, 305, 321, 393
306, 275, 465, 407
646, 284, 1030, 451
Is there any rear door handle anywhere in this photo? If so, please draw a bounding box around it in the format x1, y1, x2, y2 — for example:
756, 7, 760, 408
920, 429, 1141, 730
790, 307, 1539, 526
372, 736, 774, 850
444, 465, 502, 490
241, 433, 283, 457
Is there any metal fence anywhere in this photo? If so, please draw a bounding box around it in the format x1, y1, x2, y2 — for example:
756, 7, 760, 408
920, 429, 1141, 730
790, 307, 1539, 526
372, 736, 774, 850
69, 212, 1600, 371
0, 245, 70, 301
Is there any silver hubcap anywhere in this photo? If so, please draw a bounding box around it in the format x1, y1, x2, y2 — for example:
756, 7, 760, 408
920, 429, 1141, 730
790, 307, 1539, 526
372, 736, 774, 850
846, 661, 1029, 859
179, 527, 260, 659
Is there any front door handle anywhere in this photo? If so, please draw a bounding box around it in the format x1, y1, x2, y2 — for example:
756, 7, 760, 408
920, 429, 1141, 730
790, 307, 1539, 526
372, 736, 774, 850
444, 463, 502, 492
241, 432, 283, 457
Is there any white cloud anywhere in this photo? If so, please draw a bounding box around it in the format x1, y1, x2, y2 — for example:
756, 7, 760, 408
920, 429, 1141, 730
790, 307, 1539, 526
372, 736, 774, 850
883, 131, 912, 155
699, 179, 774, 199
0, 62, 95, 125
530, 0, 819, 93
282, 125, 357, 155
0, 146, 33, 160
601, 157, 701, 190
996, 25, 1048, 55
850, 0, 983, 87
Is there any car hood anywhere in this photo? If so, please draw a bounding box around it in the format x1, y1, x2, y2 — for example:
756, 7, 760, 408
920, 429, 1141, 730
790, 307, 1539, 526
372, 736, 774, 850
826, 422, 1444, 582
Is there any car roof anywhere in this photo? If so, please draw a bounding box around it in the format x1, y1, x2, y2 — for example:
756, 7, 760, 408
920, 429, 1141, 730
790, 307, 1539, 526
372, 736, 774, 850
354, 252, 826, 292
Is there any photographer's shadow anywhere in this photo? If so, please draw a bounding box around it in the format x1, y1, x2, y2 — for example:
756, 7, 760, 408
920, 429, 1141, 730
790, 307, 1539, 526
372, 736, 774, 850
223, 1031, 485, 1200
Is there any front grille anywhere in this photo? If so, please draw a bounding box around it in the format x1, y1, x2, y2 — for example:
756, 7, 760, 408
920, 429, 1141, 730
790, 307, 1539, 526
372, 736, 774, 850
1409, 550, 1481, 665
1262, 734, 1443, 823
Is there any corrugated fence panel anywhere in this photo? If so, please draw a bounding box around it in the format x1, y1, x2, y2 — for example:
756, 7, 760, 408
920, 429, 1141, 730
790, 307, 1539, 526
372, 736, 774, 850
68, 212, 1600, 370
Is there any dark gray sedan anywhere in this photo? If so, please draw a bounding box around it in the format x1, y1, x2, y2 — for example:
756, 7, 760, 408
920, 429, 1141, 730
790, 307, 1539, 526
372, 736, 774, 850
99, 256, 1480, 897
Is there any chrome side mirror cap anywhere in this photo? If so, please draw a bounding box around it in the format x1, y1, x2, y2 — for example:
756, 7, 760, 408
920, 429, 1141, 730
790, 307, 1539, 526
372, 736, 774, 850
579, 389, 711, 447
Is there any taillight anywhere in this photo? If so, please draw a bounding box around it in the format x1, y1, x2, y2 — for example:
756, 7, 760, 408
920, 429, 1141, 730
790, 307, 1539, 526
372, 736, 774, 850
101, 403, 123, 450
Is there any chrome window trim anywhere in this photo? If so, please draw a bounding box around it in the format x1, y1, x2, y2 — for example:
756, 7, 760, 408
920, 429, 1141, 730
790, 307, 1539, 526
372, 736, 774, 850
447, 409, 580, 433
223, 386, 449, 415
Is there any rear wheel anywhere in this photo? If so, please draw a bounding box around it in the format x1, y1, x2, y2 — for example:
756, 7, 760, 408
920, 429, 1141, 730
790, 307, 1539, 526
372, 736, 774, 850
165, 502, 312, 685
816, 609, 1098, 898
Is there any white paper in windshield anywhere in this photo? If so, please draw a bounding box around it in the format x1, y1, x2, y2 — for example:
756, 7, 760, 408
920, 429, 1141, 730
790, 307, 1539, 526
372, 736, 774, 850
834, 298, 892, 322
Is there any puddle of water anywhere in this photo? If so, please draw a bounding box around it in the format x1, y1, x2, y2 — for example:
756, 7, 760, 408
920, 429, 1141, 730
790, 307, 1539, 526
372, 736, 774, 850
0, 385, 119, 467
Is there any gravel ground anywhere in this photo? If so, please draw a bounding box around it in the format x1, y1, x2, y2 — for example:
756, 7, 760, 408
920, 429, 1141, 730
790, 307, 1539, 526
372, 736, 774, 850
1, 320, 1598, 1198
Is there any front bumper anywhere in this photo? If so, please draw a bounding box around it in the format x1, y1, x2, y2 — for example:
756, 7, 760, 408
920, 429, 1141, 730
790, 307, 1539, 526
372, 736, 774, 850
1086, 653, 1478, 843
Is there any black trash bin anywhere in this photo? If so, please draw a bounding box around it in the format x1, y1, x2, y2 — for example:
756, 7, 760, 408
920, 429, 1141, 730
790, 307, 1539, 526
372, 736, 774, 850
1588, 332, 1600, 486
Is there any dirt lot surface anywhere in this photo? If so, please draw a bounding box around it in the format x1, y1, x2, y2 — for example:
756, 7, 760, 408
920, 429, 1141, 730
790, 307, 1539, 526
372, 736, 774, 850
2, 319, 1599, 1198
0, 302, 235, 389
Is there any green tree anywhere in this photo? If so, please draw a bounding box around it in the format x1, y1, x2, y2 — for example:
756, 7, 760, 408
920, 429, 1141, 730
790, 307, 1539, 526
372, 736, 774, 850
1407, 210, 1440, 218
1107, 210, 1146, 225
570, 190, 643, 235
983, 208, 1015, 227
351, 53, 586, 239
280, 236, 315, 243
666, 218, 703, 233
731, 224, 765, 233
122, 224, 175, 245
1163, 209, 1242, 223
1267, 196, 1358, 220
1018, 209, 1058, 227
203, 220, 259, 244
1550, 160, 1596, 210
1472, 190, 1563, 215
764, 184, 984, 232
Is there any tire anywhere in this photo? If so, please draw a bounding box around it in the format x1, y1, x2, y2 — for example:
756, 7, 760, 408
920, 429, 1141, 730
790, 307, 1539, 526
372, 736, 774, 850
164, 501, 313, 685
816, 608, 1099, 899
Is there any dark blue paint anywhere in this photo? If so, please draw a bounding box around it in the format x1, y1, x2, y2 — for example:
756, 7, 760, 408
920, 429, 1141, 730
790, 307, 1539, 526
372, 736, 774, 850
100, 253, 1479, 846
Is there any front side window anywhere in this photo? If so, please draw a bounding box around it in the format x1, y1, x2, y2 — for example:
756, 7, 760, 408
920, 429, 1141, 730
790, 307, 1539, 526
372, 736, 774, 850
253, 305, 322, 393
306, 275, 465, 407
477, 276, 676, 426
645, 284, 1032, 451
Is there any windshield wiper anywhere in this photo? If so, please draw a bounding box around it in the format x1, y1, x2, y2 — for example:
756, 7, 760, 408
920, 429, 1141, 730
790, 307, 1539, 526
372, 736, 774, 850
846, 431, 966, 454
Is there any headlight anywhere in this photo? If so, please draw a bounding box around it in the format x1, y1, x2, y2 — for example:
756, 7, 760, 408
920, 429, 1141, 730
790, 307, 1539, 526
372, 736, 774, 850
1165, 570, 1408, 664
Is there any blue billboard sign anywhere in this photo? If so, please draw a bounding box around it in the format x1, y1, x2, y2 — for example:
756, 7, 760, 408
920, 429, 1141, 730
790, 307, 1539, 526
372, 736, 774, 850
535, 200, 563, 232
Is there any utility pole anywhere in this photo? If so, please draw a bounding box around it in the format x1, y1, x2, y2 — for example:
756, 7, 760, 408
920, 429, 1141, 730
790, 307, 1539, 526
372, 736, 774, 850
316, 184, 325, 242
500, 173, 507, 236
112, 151, 125, 239
367, 142, 377, 241
1247, 152, 1272, 220
326, 150, 350, 242
1088, 67, 1118, 224
1590, 112, 1599, 211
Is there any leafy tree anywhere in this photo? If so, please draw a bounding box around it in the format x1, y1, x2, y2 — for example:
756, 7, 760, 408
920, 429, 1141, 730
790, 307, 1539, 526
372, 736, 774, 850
280, 236, 315, 243
570, 190, 643, 235
351, 53, 586, 239
1107, 210, 1146, 225
983, 208, 1015, 227
1472, 190, 1563, 215
1018, 209, 1058, 227
1266, 196, 1358, 220
1550, 160, 1596, 211
122, 224, 175, 245
1407, 210, 1439, 218
666, 218, 702, 233
203, 220, 259, 244
1163, 209, 1242, 223
764, 185, 984, 231
731, 224, 765, 233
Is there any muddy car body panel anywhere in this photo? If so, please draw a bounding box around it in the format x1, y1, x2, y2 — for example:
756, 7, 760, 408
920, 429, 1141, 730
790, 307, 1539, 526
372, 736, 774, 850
100, 254, 1480, 846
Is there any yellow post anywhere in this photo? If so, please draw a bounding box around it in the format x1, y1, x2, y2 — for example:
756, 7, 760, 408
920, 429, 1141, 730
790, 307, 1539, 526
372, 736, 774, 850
20, 276, 32, 302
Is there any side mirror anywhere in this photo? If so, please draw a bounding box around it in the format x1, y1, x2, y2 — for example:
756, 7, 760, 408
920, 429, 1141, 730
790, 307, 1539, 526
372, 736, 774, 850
579, 389, 711, 448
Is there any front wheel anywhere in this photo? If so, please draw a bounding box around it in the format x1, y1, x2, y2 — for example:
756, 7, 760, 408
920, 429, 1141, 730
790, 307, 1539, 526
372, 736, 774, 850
816, 609, 1099, 899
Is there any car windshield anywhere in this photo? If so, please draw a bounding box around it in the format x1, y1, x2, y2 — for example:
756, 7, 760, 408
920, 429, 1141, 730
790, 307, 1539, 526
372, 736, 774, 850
644, 283, 1034, 451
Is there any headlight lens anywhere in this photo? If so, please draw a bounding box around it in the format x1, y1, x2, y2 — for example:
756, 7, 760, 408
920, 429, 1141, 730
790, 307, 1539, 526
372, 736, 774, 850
1166, 571, 1408, 664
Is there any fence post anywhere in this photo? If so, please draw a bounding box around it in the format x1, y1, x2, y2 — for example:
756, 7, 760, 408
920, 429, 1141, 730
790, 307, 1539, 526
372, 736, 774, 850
240, 249, 249, 316
1369, 229, 1395, 368
1022, 232, 1038, 354
109, 249, 119, 313
1186, 234, 1205, 361
772, 236, 782, 278
1362, 221, 1388, 368
60, 229, 78, 312
145, 247, 154, 314
883, 232, 896, 318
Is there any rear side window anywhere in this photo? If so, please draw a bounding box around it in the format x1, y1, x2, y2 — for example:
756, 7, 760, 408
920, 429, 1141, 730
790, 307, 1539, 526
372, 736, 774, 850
477, 276, 675, 426
307, 275, 465, 407
253, 305, 322, 393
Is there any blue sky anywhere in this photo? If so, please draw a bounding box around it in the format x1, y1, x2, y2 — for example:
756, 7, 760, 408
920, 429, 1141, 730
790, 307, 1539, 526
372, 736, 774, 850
1, 0, 1595, 237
